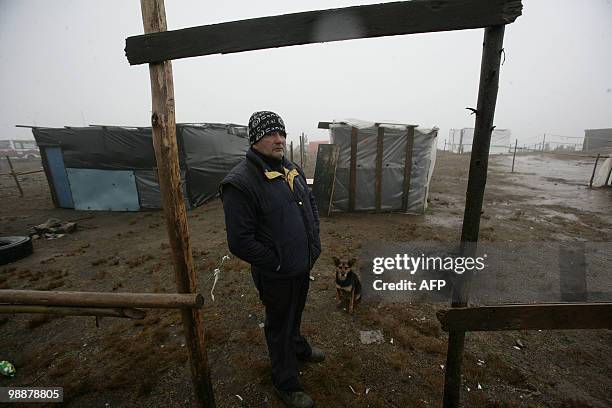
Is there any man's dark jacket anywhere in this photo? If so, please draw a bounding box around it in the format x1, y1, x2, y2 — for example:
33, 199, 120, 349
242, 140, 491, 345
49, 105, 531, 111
220, 149, 321, 278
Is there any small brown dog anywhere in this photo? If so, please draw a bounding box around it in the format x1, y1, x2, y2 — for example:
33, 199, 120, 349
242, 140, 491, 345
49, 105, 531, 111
334, 257, 361, 314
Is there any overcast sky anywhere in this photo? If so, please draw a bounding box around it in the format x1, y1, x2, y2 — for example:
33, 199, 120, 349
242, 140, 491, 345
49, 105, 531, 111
1, 0, 611, 148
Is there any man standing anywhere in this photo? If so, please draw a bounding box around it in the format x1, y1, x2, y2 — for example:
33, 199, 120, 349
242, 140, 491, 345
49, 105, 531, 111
221, 111, 323, 408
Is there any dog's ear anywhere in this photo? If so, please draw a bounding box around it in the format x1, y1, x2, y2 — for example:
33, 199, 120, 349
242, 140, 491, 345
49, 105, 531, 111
349, 258, 357, 267
332, 256, 340, 266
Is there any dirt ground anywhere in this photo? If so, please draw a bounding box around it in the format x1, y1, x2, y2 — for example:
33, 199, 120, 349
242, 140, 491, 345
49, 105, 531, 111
0, 152, 610, 408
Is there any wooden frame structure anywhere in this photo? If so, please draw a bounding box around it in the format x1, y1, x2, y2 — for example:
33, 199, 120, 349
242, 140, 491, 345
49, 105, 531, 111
127, 0, 523, 406
317, 122, 420, 213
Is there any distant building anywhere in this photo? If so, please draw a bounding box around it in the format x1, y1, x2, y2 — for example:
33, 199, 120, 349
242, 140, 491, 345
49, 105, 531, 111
448, 128, 511, 154
583, 129, 612, 153
307, 140, 329, 155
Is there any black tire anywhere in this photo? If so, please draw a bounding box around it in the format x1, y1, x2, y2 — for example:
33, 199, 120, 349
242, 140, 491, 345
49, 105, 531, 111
0, 236, 34, 266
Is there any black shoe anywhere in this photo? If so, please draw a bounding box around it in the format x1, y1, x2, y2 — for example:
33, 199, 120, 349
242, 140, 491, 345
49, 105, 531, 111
298, 346, 325, 363
274, 387, 314, 408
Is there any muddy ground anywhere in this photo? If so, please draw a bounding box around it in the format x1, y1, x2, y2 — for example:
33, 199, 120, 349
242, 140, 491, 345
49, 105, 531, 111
0, 152, 611, 407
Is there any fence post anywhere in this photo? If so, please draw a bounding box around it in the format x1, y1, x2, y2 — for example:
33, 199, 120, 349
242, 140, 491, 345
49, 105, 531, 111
140, 1, 215, 406
511, 139, 518, 173
6, 156, 24, 197
444, 25, 506, 408
589, 153, 600, 188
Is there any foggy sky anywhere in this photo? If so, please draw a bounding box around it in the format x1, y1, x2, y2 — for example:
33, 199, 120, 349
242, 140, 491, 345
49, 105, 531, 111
1, 0, 611, 148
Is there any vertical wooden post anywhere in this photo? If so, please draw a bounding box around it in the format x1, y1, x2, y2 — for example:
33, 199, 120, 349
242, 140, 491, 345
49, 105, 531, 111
511, 139, 518, 173
300, 133, 304, 168
458, 129, 464, 154
443, 25, 505, 408
140, 1, 215, 407
348, 127, 358, 211
6, 156, 24, 197
605, 161, 612, 187
375, 126, 384, 212
401, 127, 415, 212
542, 134, 546, 152
589, 153, 600, 188
290, 140, 294, 162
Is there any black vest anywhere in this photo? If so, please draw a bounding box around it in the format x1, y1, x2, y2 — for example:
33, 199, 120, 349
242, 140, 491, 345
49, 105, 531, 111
221, 149, 321, 277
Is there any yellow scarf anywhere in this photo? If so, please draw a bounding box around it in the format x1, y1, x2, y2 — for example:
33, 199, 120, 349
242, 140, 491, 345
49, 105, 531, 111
264, 167, 300, 192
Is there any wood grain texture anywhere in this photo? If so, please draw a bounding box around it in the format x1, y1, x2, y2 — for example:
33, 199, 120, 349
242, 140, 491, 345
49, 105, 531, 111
444, 26, 506, 408
140, 1, 216, 406
312, 144, 340, 217
125, 0, 523, 64
0, 305, 146, 319
437, 303, 612, 332
0, 289, 203, 309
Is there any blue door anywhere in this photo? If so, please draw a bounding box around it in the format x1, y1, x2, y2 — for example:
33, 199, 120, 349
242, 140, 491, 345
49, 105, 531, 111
44, 147, 74, 208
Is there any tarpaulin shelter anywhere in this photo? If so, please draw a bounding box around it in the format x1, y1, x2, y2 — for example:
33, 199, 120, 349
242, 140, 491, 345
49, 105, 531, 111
583, 128, 612, 153
31, 124, 248, 211
320, 119, 438, 214
448, 128, 511, 154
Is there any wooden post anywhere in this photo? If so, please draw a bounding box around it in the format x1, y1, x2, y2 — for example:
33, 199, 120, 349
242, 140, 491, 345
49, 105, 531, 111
401, 127, 415, 212
589, 153, 600, 188
5, 156, 24, 197
511, 139, 518, 173
375, 126, 384, 212
312, 144, 340, 217
444, 25, 505, 408
606, 161, 612, 187
140, 1, 215, 407
349, 127, 358, 211
458, 129, 464, 154
290, 140, 294, 162
300, 133, 304, 168
542, 133, 546, 152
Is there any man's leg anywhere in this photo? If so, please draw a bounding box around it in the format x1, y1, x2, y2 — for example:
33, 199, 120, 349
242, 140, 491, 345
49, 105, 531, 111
253, 271, 303, 391
292, 273, 312, 359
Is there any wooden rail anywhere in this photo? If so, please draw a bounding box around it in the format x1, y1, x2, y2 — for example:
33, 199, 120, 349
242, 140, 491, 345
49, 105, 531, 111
125, 0, 522, 65
437, 303, 612, 332
0, 168, 44, 177
0, 305, 146, 320
0, 290, 203, 309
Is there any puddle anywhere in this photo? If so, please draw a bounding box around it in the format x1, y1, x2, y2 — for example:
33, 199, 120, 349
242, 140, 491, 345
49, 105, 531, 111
490, 154, 612, 214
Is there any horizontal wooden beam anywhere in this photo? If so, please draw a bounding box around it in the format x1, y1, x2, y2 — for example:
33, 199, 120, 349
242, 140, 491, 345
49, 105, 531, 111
0, 304, 146, 319
125, 0, 522, 65
0, 169, 44, 177
0, 290, 203, 309
437, 303, 612, 332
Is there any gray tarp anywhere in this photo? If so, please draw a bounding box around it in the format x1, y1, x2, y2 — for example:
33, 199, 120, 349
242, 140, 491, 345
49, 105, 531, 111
180, 124, 250, 206
33, 127, 157, 170
32, 124, 248, 210
329, 120, 437, 214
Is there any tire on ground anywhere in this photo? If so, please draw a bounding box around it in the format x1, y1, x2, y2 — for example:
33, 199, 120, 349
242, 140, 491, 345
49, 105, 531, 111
0, 236, 34, 265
